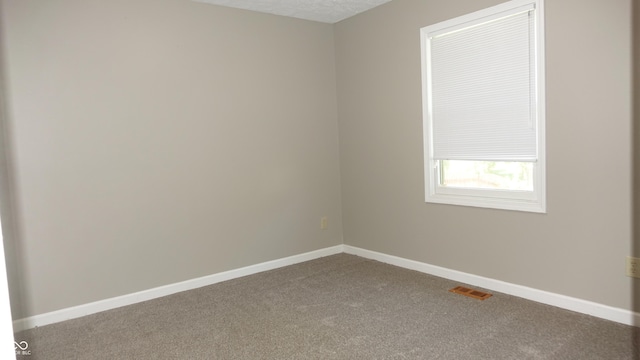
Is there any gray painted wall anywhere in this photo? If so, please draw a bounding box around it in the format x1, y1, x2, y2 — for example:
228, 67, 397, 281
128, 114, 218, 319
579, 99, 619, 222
0, 0, 343, 318
335, 0, 634, 310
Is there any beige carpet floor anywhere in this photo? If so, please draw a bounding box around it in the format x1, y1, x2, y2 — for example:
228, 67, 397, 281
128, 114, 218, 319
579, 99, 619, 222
13, 254, 640, 359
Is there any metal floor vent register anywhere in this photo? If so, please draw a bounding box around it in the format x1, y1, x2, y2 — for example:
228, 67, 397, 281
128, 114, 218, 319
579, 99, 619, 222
449, 286, 492, 300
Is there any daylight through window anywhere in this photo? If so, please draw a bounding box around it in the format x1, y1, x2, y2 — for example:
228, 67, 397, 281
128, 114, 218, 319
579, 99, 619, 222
420, 0, 546, 213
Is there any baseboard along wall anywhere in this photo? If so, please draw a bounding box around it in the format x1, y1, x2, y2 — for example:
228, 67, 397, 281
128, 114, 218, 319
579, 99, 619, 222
342, 246, 640, 327
12, 245, 344, 332
12, 245, 640, 331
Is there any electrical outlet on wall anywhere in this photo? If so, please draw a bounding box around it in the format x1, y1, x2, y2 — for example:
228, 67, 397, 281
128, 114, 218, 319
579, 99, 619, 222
320, 217, 328, 230
626, 257, 640, 278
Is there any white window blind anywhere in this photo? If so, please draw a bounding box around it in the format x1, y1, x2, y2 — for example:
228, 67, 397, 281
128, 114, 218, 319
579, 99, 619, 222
428, 5, 537, 162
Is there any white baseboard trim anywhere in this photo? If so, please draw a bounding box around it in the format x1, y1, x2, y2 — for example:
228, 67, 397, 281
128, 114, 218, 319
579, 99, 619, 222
13, 244, 639, 331
344, 245, 640, 327
12, 245, 345, 332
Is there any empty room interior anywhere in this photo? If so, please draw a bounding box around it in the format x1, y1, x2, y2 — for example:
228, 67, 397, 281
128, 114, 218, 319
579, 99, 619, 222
0, 0, 639, 358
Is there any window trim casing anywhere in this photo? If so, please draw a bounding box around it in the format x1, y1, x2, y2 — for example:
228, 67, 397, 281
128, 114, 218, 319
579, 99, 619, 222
420, 0, 546, 213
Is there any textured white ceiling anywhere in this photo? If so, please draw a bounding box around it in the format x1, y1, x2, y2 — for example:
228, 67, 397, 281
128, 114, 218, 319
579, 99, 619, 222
193, 0, 393, 23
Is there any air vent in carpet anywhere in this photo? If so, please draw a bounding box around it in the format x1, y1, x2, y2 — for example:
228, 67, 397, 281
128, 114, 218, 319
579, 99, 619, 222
449, 286, 492, 300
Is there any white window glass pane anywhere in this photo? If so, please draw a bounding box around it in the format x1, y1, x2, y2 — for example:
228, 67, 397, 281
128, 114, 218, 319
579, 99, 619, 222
440, 160, 534, 191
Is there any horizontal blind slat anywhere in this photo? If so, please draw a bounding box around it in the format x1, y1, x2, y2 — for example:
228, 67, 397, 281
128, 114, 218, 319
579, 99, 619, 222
430, 10, 537, 161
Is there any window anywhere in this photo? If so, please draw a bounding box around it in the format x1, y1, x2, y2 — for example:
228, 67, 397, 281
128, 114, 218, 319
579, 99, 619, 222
420, 0, 546, 213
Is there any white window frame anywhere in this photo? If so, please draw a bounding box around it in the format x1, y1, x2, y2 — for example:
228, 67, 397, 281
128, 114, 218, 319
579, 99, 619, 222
420, 0, 546, 213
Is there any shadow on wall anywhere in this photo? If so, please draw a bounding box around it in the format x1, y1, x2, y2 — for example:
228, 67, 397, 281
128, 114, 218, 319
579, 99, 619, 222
633, 0, 640, 335
0, 5, 27, 322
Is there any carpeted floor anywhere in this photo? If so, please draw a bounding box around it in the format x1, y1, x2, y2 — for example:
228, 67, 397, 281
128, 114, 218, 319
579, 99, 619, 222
13, 254, 640, 359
